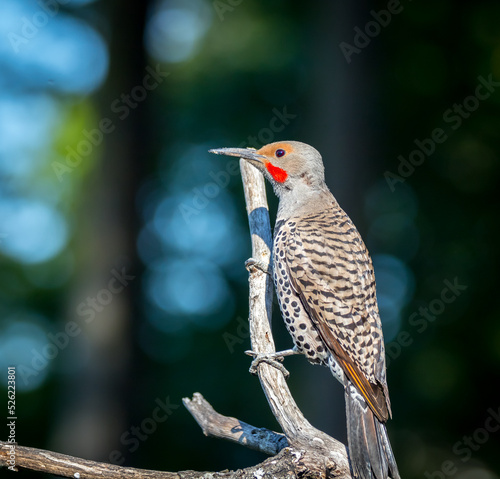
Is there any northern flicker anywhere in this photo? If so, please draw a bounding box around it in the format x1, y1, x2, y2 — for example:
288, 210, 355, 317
209, 141, 400, 479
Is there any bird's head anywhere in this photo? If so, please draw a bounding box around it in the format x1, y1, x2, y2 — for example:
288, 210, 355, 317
209, 141, 326, 195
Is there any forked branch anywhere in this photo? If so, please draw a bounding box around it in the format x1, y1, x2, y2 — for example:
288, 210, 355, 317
0, 159, 350, 479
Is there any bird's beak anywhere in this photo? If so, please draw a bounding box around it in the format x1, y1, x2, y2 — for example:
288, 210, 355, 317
209, 147, 266, 165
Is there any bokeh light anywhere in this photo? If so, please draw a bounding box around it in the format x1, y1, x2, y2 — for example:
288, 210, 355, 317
0, 199, 68, 264
0, 314, 52, 392
145, 0, 213, 63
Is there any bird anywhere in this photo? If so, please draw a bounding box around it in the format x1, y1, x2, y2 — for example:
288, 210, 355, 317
209, 141, 400, 479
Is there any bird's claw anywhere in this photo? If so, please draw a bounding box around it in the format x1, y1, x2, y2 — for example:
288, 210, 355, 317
249, 355, 290, 379
246, 349, 296, 379
245, 258, 271, 275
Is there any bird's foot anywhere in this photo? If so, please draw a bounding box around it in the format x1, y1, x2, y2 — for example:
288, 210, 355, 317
245, 258, 271, 275
245, 348, 299, 378
247, 353, 289, 378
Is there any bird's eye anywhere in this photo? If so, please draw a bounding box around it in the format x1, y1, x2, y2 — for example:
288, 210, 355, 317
275, 149, 286, 158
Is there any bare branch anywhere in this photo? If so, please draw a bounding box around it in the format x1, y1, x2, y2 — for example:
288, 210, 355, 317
0, 441, 178, 479
182, 393, 288, 455
0, 440, 302, 479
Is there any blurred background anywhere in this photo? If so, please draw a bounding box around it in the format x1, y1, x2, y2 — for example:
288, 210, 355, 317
1, 0, 499, 477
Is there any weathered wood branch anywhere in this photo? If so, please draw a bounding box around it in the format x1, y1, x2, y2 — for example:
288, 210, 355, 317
0, 439, 312, 479
0, 156, 351, 479
0, 441, 177, 479
182, 392, 288, 455
0, 440, 339, 479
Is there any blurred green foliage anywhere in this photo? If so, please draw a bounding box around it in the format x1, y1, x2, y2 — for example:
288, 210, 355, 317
1, 1, 499, 478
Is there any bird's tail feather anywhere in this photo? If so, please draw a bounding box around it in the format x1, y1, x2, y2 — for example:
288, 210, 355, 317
345, 383, 400, 479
